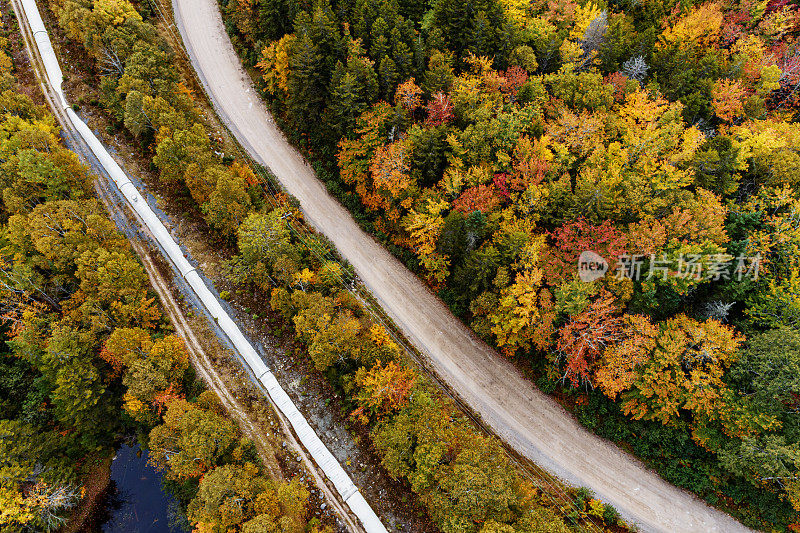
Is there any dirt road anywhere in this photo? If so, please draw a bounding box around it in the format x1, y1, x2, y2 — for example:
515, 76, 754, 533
171, 1, 753, 531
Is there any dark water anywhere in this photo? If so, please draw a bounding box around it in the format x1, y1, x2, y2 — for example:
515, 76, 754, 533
100, 444, 189, 533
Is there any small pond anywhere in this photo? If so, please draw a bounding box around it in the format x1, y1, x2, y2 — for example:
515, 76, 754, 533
100, 444, 189, 533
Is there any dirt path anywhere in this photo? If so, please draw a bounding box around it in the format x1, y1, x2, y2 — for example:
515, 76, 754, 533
168, 1, 754, 531
131, 240, 365, 533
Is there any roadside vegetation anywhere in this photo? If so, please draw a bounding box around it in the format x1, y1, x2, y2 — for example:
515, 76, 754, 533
219, 0, 800, 529
0, 9, 333, 532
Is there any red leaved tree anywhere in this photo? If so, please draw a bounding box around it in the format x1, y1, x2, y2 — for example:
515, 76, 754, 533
543, 219, 628, 284
604, 72, 629, 103
452, 184, 502, 214
501, 66, 528, 96
425, 92, 455, 126
556, 291, 622, 387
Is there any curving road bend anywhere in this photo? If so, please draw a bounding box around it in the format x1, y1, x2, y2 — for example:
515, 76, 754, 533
171, 1, 752, 531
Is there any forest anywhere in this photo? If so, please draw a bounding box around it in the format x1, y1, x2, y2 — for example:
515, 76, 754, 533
220, 0, 800, 529
24, 0, 620, 530
0, 11, 332, 533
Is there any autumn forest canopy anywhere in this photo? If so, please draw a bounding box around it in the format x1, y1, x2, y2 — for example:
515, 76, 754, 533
4, 0, 800, 528
4, 0, 611, 529
222, 0, 800, 528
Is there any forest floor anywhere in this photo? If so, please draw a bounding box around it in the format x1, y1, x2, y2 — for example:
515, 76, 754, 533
166, 0, 756, 531
10, 1, 434, 531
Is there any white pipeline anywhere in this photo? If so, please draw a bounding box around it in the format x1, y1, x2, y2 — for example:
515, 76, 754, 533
17, 0, 387, 530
